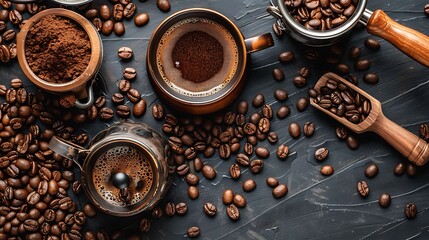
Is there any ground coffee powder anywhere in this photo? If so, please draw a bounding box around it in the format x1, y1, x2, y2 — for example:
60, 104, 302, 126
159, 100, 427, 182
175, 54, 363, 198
25, 15, 91, 83
172, 31, 223, 83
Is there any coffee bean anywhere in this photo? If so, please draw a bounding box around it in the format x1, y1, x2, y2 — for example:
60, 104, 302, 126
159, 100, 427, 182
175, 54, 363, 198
242, 179, 256, 192
364, 38, 380, 50
378, 193, 391, 208
419, 123, 429, 141
289, 122, 301, 138
123, 3, 136, 18
123, 67, 137, 81
314, 147, 329, 161
116, 104, 130, 118
27, 191, 40, 205
3, 29, 15, 42
425, 4, 429, 16
232, 194, 246, 208
346, 134, 359, 150
139, 218, 150, 232
255, 147, 269, 158
274, 89, 288, 102
243, 123, 257, 135
272, 68, 285, 81
278, 51, 294, 63
394, 162, 406, 176
226, 204, 240, 221
176, 163, 189, 176
296, 97, 308, 112
85, 9, 98, 18
187, 226, 200, 238
354, 59, 371, 71
134, 12, 149, 26
234, 101, 248, 115
118, 46, 133, 60
99, 107, 113, 120
320, 165, 334, 176
302, 122, 315, 137
277, 105, 290, 119
365, 163, 378, 178
188, 185, 199, 200
272, 184, 288, 198
404, 203, 417, 219
293, 75, 308, 88
101, 20, 114, 35
175, 202, 188, 215
229, 163, 241, 179
113, 3, 124, 21
357, 180, 369, 197
266, 177, 279, 187
127, 88, 141, 103
23, 219, 39, 232
157, 0, 171, 12
151, 206, 163, 218
219, 144, 231, 159
185, 173, 199, 186
250, 159, 264, 174
406, 163, 417, 176
258, 118, 270, 133
272, 22, 282, 36
203, 202, 216, 217
363, 73, 379, 84
202, 165, 216, 180
267, 131, 278, 143
152, 104, 164, 119
193, 157, 203, 172
276, 144, 289, 159
83, 204, 96, 218
113, 21, 125, 36
133, 99, 146, 117
165, 202, 175, 216
99, 5, 111, 20
235, 153, 250, 166
111, 93, 124, 104
252, 93, 265, 107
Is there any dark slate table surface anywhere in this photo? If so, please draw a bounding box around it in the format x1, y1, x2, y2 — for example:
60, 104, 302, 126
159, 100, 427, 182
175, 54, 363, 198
2, 0, 429, 239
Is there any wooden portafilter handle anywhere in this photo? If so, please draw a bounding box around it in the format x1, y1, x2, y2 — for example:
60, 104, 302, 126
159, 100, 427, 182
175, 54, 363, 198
366, 10, 429, 68
370, 112, 429, 166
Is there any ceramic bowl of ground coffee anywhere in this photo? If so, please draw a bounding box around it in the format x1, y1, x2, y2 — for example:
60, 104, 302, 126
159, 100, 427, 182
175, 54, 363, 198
147, 8, 274, 115
16, 8, 103, 108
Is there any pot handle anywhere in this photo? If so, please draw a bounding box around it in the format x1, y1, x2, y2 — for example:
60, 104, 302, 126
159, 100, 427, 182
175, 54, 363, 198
245, 33, 274, 53
74, 79, 95, 109
363, 9, 429, 68
48, 136, 90, 171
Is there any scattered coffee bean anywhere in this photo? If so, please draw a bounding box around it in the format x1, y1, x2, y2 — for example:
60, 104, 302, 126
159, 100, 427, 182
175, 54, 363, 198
320, 165, 334, 176
236, 100, 248, 114
152, 104, 164, 119
303, 122, 315, 137
346, 134, 359, 150
188, 186, 199, 200
363, 73, 379, 84
139, 218, 150, 232
118, 46, 133, 60
289, 122, 301, 138
272, 184, 288, 198
134, 13, 149, 26
111, 93, 125, 104
133, 99, 146, 117
364, 38, 380, 50
83, 204, 97, 218
425, 4, 429, 16
365, 163, 378, 178
222, 189, 234, 205
267, 131, 278, 143
176, 202, 188, 215
252, 93, 265, 107
378, 193, 391, 208
277, 105, 290, 119
250, 159, 264, 174
296, 97, 308, 112
226, 204, 240, 221
99, 5, 111, 20
274, 89, 288, 101
242, 179, 256, 192
255, 147, 269, 158
272, 68, 285, 81
202, 164, 216, 180
203, 202, 217, 217
113, 4, 124, 21
404, 203, 417, 219
406, 163, 417, 176
193, 157, 203, 172
357, 180, 369, 197
116, 104, 130, 118
348, 46, 361, 59
293, 76, 307, 88
101, 20, 114, 35
314, 147, 329, 161
123, 67, 137, 81
185, 173, 199, 186
187, 226, 200, 238
157, 0, 171, 12
354, 59, 371, 71
299, 66, 310, 77
394, 162, 406, 176
278, 51, 294, 63
266, 177, 279, 188
276, 144, 289, 159
419, 123, 429, 141
229, 163, 241, 179
233, 194, 247, 208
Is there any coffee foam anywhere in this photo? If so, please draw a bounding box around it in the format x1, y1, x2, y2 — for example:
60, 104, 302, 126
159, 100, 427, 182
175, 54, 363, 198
91, 145, 154, 207
156, 17, 239, 97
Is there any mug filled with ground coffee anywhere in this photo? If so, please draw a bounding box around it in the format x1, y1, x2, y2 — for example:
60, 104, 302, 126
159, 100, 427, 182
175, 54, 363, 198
147, 8, 274, 115
16, 8, 103, 109
48, 122, 173, 217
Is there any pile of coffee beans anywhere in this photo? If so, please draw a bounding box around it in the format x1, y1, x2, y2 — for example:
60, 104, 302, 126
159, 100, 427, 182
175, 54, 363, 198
0, 78, 108, 239
310, 78, 371, 124
285, 0, 357, 30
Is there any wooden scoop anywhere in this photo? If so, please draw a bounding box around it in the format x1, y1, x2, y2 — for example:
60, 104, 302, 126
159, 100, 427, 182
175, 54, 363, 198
310, 72, 429, 166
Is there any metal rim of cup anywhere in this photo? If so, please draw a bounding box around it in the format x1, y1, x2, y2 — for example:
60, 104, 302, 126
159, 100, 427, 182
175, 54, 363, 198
16, 8, 103, 94
81, 137, 162, 217
276, 0, 367, 46
146, 8, 248, 114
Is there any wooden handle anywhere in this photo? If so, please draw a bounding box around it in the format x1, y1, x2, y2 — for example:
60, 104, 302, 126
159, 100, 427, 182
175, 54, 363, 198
370, 113, 429, 166
367, 10, 429, 68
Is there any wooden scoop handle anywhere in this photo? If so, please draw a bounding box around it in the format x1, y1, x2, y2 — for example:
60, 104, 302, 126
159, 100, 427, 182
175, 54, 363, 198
370, 112, 429, 166
367, 10, 429, 68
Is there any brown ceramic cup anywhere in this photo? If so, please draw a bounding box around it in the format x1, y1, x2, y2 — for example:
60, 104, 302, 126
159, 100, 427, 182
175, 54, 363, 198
16, 8, 103, 109
147, 8, 274, 115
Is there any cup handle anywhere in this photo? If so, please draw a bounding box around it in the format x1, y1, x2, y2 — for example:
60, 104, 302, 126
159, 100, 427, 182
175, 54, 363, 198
245, 33, 274, 53
74, 80, 95, 109
48, 136, 90, 171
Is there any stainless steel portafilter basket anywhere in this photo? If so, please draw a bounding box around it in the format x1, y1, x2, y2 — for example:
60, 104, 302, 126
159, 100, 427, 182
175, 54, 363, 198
268, 0, 429, 67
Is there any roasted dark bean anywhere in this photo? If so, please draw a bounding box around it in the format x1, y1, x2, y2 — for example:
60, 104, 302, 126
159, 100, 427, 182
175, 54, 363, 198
378, 193, 391, 208
272, 68, 285, 81
357, 180, 369, 197
272, 184, 288, 198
